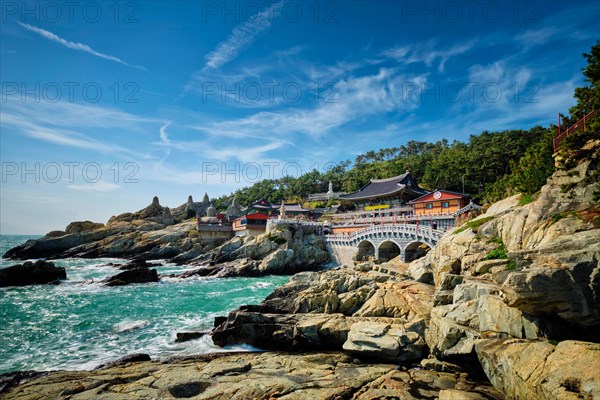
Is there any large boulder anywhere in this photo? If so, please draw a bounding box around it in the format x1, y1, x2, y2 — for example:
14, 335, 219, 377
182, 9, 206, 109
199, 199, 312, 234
212, 311, 352, 350
104, 268, 158, 286
0, 260, 66, 287
476, 339, 600, 400
426, 278, 541, 357
343, 320, 426, 362
65, 220, 104, 234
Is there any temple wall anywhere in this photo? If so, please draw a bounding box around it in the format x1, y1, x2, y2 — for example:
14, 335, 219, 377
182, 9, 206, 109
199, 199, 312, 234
326, 244, 356, 267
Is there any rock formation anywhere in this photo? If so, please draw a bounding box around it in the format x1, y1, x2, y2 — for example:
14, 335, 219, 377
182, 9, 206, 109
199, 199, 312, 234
0, 260, 66, 287
3, 140, 599, 399
207, 140, 600, 399
0, 352, 503, 399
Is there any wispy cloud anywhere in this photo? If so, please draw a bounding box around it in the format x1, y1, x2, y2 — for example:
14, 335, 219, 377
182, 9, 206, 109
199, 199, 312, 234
194, 68, 427, 139
67, 181, 121, 192
0, 100, 161, 159
18, 22, 147, 71
203, 1, 283, 70
383, 39, 476, 73
159, 122, 171, 145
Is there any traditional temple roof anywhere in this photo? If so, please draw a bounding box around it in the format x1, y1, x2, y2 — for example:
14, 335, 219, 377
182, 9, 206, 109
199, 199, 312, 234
245, 199, 273, 210
236, 212, 269, 221
454, 200, 483, 216
283, 204, 310, 213
340, 172, 428, 201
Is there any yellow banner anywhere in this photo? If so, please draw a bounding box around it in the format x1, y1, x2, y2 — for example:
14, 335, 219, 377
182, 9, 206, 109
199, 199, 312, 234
364, 204, 390, 211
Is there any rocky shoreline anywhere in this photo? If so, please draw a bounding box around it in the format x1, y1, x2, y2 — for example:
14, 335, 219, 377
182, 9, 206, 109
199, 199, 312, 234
2, 142, 599, 399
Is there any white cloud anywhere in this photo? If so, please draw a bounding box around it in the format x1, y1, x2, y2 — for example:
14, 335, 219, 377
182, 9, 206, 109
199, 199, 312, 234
67, 181, 121, 192
192, 68, 427, 140
383, 39, 476, 73
203, 1, 283, 70
515, 27, 558, 47
159, 122, 171, 145
18, 22, 147, 70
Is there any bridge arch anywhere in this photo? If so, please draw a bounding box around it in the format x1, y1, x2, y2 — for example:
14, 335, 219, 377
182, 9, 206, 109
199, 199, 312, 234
355, 240, 376, 261
403, 241, 432, 262
378, 240, 402, 262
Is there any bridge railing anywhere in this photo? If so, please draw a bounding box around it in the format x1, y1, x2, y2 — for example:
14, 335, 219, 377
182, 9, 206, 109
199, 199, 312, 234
324, 223, 445, 244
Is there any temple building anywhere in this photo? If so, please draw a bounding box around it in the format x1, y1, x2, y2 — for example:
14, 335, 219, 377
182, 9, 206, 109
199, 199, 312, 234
242, 199, 311, 218
196, 201, 234, 241
339, 172, 429, 213
232, 212, 269, 237
409, 189, 470, 216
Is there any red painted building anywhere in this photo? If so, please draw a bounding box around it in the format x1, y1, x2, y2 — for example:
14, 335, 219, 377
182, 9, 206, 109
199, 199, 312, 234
409, 189, 470, 216
232, 212, 269, 237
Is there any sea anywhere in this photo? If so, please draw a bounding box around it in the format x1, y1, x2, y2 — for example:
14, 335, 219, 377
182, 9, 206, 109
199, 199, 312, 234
0, 235, 289, 374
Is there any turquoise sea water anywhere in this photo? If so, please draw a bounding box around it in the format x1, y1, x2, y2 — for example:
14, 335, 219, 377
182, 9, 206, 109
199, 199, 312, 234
0, 235, 288, 374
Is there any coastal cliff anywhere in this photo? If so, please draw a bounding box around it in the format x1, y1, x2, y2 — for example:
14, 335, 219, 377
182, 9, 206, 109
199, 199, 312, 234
2, 200, 329, 281
2, 141, 599, 399
208, 139, 600, 399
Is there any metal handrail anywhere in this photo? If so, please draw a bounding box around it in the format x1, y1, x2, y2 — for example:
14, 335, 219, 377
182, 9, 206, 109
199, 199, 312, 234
554, 110, 596, 152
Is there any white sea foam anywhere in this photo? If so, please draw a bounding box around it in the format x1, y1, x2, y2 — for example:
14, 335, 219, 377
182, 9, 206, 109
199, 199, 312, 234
113, 319, 150, 333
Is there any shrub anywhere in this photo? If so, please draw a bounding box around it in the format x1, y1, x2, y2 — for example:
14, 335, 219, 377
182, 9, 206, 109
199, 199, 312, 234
518, 194, 535, 206
266, 233, 287, 245
484, 245, 508, 260
453, 216, 494, 234
506, 260, 517, 270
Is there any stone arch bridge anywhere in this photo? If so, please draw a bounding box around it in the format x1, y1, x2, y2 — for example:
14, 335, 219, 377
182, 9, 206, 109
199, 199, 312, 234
324, 224, 445, 264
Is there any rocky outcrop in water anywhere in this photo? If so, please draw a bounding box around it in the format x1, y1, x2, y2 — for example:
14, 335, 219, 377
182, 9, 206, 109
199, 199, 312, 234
3, 201, 329, 280
0, 260, 66, 287
104, 267, 159, 286
2, 197, 205, 261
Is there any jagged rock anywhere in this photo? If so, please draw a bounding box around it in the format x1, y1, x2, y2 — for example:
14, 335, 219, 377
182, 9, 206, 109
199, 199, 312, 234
45, 230, 66, 238
257, 248, 295, 273
353, 280, 434, 322
65, 221, 104, 234
408, 256, 433, 283
501, 264, 600, 335
104, 268, 158, 286
427, 151, 600, 344
95, 354, 151, 369
476, 339, 600, 400
426, 278, 541, 357
2, 352, 402, 399
175, 331, 209, 343
257, 268, 386, 315
212, 312, 352, 350
343, 321, 426, 361
0, 260, 66, 287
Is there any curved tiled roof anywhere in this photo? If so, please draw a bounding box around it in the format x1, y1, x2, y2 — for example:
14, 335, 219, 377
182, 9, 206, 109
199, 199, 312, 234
340, 172, 428, 201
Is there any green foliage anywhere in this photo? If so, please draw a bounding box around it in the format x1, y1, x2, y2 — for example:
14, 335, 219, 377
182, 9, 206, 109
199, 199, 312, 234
265, 233, 287, 245
550, 211, 581, 223
207, 43, 599, 210
568, 40, 600, 132
484, 127, 555, 203
453, 216, 494, 234
518, 194, 535, 206
506, 260, 517, 270
484, 244, 508, 260
487, 236, 504, 245
548, 339, 559, 346
484, 237, 508, 260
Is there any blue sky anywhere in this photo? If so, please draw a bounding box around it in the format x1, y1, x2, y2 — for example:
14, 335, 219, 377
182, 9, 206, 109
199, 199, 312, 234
1, 0, 599, 234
